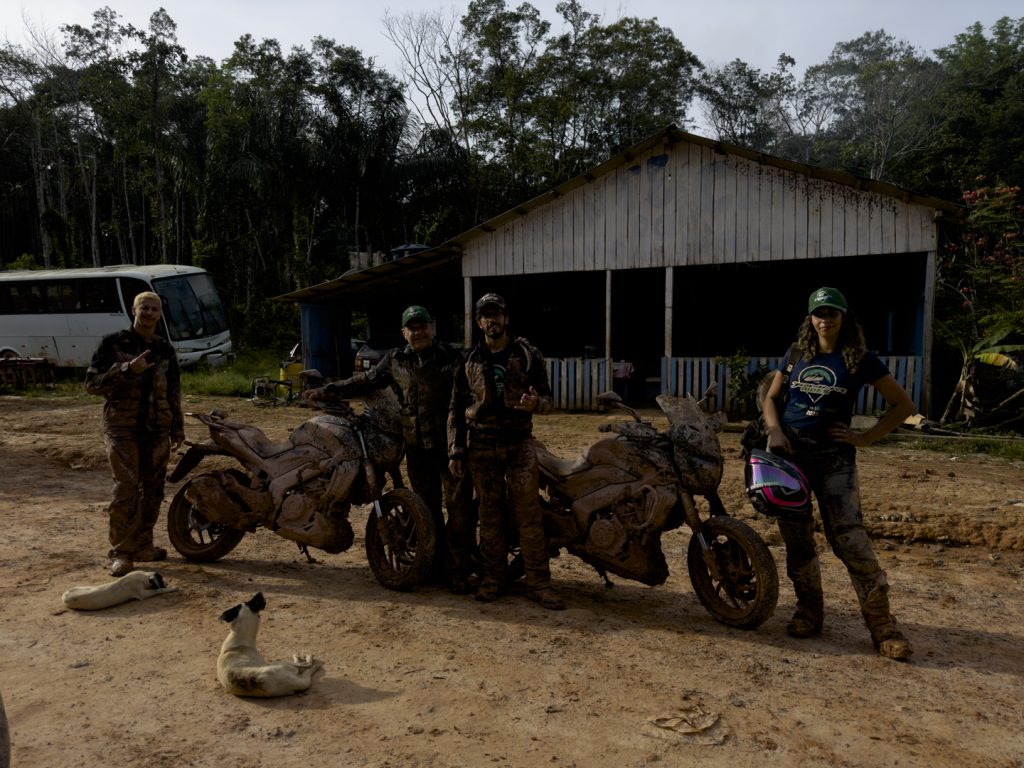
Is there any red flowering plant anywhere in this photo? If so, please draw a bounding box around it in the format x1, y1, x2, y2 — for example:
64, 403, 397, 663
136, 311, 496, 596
937, 181, 1024, 429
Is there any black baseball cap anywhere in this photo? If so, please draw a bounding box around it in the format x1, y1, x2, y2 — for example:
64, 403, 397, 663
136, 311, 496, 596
475, 293, 506, 314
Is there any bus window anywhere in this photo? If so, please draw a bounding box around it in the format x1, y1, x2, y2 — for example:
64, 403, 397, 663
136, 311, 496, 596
45, 282, 77, 312
186, 273, 228, 335
77, 279, 121, 313
153, 274, 228, 341
156, 276, 203, 339
118, 277, 152, 318
9, 283, 44, 313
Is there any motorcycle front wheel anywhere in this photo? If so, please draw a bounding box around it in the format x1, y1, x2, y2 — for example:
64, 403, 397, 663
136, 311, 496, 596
364, 488, 436, 591
687, 515, 779, 630
167, 479, 246, 562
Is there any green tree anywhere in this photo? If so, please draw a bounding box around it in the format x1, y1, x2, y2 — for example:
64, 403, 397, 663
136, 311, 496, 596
539, 8, 701, 172
937, 182, 1024, 426
60, 6, 139, 266
128, 8, 189, 265
0, 40, 58, 267
198, 35, 313, 326
698, 55, 795, 152
810, 30, 939, 181
459, 0, 550, 203
916, 17, 1024, 198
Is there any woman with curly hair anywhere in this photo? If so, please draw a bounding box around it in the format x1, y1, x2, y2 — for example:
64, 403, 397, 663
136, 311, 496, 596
761, 287, 915, 660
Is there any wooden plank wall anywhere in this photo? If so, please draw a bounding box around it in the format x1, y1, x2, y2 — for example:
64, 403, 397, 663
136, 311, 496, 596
662, 355, 923, 415
545, 357, 609, 411
540, 354, 922, 414
462, 141, 938, 277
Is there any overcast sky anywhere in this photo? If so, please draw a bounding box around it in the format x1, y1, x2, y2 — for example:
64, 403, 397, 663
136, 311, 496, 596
2, 1, 1019, 87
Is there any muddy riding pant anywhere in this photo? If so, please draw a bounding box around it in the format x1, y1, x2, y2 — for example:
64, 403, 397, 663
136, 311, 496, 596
405, 444, 476, 580
775, 443, 889, 608
103, 431, 171, 558
467, 437, 551, 591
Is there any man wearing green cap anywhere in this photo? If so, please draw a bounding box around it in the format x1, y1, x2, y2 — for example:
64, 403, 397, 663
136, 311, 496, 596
303, 305, 474, 592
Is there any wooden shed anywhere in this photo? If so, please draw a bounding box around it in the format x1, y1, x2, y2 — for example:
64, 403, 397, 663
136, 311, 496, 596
279, 125, 962, 416
447, 126, 962, 415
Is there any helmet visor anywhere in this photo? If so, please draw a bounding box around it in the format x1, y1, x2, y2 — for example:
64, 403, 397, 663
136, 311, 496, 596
748, 462, 805, 494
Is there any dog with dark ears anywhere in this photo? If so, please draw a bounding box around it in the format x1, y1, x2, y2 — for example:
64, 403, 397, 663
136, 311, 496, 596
217, 593, 324, 697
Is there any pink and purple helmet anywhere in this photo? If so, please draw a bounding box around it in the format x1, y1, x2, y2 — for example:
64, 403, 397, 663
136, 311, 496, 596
744, 449, 812, 520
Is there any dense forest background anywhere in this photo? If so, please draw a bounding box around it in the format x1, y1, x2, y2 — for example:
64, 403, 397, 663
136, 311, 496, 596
0, 0, 1021, 373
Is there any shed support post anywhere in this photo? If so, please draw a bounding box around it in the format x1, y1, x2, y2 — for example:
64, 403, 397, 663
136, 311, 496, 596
605, 269, 612, 390
923, 249, 936, 417
664, 266, 673, 359
463, 277, 473, 348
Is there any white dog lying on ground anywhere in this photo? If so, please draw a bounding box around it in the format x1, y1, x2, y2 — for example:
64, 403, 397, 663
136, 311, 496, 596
217, 593, 324, 698
62, 571, 178, 610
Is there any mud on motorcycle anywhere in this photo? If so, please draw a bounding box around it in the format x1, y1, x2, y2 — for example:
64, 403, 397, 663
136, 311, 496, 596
166, 388, 436, 590
536, 388, 779, 629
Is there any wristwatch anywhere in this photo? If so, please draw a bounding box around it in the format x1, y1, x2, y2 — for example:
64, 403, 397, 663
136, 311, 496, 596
120, 362, 131, 375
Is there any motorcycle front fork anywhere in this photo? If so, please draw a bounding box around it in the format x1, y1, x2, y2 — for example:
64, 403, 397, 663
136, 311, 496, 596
680, 489, 726, 574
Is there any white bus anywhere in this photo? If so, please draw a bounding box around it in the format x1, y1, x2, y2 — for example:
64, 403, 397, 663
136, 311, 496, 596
0, 265, 233, 368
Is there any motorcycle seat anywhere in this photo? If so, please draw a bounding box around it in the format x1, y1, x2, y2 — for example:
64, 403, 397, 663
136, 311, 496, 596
537, 448, 589, 478
193, 413, 295, 460
242, 430, 295, 458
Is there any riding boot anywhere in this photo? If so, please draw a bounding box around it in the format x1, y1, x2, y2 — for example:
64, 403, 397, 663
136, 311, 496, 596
860, 584, 913, 660
787, 557, 823, 639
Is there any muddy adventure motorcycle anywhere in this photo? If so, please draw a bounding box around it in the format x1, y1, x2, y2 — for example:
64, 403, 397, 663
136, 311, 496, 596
536, 389, 779, 629
166, 389, 436, 590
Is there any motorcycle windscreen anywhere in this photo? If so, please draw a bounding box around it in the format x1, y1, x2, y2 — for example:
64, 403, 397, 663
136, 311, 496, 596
656, 394, 723, 494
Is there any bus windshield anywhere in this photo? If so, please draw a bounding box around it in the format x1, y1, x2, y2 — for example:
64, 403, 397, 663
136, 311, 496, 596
153, 273, 229, 341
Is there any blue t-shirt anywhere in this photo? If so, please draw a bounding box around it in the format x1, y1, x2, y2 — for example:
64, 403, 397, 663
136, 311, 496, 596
780, 349, 888, 435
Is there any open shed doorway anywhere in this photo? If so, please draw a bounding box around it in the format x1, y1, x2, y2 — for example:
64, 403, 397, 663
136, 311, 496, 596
611, 268, 664, 404
670, 254, 928, 358
470, 272, 606, 358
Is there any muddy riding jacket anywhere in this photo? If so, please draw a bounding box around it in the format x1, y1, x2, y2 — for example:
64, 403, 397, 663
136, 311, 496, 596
448, 336, 553, 459
85, 328, 184, 441
324, 339, 462, 452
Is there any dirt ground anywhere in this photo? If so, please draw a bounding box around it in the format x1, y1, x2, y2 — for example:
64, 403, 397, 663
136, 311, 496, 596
1, 393, 1024, 768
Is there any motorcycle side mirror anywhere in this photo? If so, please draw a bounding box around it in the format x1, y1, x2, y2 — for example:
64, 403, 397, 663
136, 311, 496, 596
697, 382, 719, 414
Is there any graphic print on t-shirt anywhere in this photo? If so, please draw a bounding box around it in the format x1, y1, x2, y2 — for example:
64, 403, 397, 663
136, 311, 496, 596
487, 344, 513, 406
791, 364, 848, 417
493, 362, 507, 400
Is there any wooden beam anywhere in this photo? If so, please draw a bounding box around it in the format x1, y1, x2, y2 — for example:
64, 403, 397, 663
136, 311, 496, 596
922, 250, 936, 417
664, 266, 673, 358
602, 270, 610, 364
463, 277, 473, 348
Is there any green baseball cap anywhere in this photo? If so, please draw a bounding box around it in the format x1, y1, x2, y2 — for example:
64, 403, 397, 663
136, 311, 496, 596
402, 305, 432, 326
807, 287, 848, 314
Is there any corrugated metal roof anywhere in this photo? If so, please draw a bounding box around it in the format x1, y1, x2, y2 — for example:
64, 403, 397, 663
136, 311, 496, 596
274, 244, 461, 302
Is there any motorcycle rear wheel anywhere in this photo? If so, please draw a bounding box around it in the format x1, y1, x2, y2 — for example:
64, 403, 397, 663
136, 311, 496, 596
365, 488, 436, 591
167, 479, 246, 562
687, 515, 779, 630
